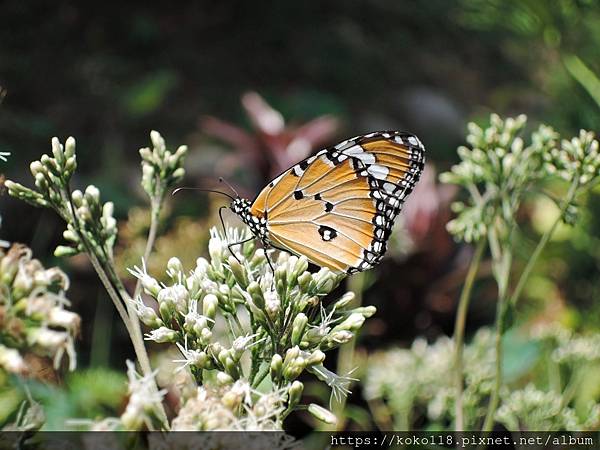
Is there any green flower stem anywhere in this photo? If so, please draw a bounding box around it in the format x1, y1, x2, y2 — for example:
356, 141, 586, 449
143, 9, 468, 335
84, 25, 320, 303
133, 194, 163, 301
480, 298, 507, 435
63, 188, 131, 328
65, 187, 168, 430
326, 272, 365, 431
508, 178, 579, 307
481, 223, 512, 434
453, 238, 485, 431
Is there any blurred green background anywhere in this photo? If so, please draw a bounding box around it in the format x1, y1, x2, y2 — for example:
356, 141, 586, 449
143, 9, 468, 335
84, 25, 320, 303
2, 0, 600, 432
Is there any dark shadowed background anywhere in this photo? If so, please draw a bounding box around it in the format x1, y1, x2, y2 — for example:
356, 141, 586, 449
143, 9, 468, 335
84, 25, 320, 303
2, 0, 600, 431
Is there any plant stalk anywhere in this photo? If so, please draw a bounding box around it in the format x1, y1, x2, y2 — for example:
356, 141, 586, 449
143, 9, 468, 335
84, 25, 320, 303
453, 239, 485, 431
480, 221, 512, 433
508, 178, 579, 307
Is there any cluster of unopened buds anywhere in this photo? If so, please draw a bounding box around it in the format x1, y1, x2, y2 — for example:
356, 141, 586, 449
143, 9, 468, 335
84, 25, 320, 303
543, 130, 600, 186
139, 130, 187, 200
129, 226, 375, 427
440, 114, 599, 242
0, 244, 80, 374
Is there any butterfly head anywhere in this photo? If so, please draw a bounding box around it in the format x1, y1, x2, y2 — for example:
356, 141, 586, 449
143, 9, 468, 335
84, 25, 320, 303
231, 197, 269, 243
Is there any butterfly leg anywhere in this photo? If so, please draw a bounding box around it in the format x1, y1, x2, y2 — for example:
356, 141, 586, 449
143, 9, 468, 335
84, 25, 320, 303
219, 205, 255, 263
264, 247, 275, 276
227, 237, 254, 264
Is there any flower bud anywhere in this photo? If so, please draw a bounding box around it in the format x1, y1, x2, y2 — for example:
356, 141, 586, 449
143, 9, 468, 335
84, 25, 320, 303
30, 161, 45, 177
202, 294, 218, 322
139, 147, 153, 161
167, 257, 184, 281
141, 274, 161, 297
315, 267, 335, 294
172, 167, 185, 181
275, 263, 287, 283
283, 356, 305, 381
308, 404, 337, 425
332, 313, 365, 333
247, 282, 265, 309
34, 173, 48, 191
228, 256, 248, 289
208, 236, 224, 267
291, 313, 308, 346
216, 371, 234, 386
270, 354, 283, 381
288, 381, 304, 409
145, 327, 177, 343
306, 349, 326, 366
348, 305, 377, 318
265, 290, 280, 320
84, 185, 100, 206
333, 292, 355, 310
150, 130, 166, 155
71, 189, 83, 207
249, 248, 266, 268
287, 255, 309, 286
65, 156, 77, 175
297, 271, 313, 291
198, 327, 212, 346
64, 136, 76, 158
321, 330, 354, 350
54, 245, 79, 257
223, 356, 239, 379
283, 346, 300, 370
51, 137, 65, 165
157, 284, 189, 313
134, 301, 162, 327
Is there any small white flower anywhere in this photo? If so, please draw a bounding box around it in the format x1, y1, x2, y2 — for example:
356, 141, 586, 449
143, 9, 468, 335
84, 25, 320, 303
173, 336, 207, 373
144, 327, 177, 343
129, 296, 161, 327
121, 360, 167, 430
0, 344, 27, 374
157, 284, 189, 313
48, 307, 81, 332
128, 260, 161, 296
309, 364, 357, 403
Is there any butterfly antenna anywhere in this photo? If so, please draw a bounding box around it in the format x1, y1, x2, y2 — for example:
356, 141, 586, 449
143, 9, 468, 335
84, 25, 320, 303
171, 186, 235, 201
218, 177, 239, 198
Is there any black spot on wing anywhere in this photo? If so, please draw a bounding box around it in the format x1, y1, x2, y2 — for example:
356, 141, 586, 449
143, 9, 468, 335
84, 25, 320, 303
318, 225, 337, 241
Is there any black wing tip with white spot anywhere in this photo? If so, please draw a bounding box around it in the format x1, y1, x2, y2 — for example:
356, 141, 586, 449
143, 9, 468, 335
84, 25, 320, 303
339, 131, 426, 274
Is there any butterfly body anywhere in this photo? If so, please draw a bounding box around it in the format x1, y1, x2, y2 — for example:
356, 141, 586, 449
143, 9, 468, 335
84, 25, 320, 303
230, 131, 425, 274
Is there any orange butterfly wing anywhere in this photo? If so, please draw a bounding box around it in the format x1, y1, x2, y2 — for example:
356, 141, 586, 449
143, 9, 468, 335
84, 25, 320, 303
249, 131, 425, 273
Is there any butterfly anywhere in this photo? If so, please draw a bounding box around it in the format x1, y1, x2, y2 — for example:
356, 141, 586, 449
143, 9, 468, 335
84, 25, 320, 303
228, 131, 425, 274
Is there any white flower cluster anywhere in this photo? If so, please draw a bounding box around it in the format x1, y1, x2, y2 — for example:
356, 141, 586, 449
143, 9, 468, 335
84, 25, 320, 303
496, 384, 600, 431
531, 322, 600, 365
0, 244, 80, 374
128, 226, 375, 428
365, 329, 494, 429
366, 325, 600, 431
